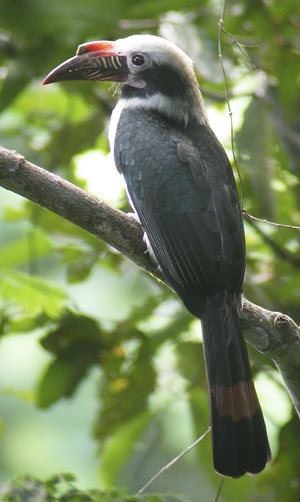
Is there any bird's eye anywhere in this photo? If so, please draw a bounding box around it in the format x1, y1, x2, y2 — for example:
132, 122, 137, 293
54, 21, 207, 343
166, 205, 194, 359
131, 54, 145, 66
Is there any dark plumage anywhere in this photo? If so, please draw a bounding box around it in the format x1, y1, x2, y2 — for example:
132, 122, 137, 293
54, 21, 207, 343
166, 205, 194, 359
43, 34, 271, 477
114, 107, 270, 477
114, 109, 244, 302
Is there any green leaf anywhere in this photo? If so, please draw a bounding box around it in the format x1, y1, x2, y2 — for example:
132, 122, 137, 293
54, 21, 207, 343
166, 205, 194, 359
5, 314, 43, 334
95, 338, 156, 440
258, 416, 300, 501
3, 206, 28, 222
0, 63, 30, 112
40, 311, 106, 355
66, 251, 100, 283
236, 96, 276, 219
176, 341, 206, 390
13, 202, 101, 248
101, 412, 152, 487
0, 270, 66, 318
37, 355, 93, 408
45, 113, 104, 170
0, 228, 52, 268
0, 473, 170, 501
37, 311, 108, 407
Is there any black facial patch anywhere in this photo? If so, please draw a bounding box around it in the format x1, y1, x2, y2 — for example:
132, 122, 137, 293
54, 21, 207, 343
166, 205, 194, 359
121, 61, 188, 100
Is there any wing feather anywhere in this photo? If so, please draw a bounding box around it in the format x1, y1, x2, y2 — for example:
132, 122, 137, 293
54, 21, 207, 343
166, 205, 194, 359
114, 109, 245, 298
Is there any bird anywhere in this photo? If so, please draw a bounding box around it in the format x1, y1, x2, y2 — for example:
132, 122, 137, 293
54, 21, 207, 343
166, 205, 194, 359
43, 34, 271, 478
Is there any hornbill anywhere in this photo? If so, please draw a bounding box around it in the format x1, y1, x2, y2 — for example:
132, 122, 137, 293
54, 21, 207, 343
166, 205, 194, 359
43, 34, 271, 478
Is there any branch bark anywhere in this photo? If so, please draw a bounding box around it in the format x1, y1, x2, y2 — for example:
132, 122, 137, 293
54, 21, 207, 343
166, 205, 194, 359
1, 145, 300, 416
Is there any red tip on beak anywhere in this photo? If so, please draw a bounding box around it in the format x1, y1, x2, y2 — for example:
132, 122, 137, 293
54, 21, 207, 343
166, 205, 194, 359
76, 40, 117, 56
42, 40, 128, 86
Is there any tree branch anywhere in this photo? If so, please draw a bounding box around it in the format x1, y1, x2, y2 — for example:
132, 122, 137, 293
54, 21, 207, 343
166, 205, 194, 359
0, 146, 159, 278
1, 145, 300, 416
242, 298, 300, 416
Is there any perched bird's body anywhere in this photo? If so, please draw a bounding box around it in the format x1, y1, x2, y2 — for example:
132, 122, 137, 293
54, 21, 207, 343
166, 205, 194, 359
43, 34, 270, 477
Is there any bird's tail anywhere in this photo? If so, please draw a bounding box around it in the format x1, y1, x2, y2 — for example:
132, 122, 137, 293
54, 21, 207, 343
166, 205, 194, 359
201, 291, 271, 477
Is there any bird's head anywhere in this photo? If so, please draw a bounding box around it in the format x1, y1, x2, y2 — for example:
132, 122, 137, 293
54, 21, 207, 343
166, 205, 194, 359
43, 35, 207, 125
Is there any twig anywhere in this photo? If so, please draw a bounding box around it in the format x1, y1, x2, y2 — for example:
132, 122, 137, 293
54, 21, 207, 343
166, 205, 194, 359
136, 428, 211, 495
243, 210, 300, 231
218, 1, 300, 233
214, 477, 226, 502
244, 212, 300, 267
201, 87, 252, 102
221, 27, 260, 72
218, 0, 243, 207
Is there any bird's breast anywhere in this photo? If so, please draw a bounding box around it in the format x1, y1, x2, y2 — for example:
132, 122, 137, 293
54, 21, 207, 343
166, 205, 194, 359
108, 99, 127, 155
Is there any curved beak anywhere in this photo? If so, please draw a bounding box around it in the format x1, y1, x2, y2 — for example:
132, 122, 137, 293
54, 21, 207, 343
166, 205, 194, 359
42, 41, 128, 85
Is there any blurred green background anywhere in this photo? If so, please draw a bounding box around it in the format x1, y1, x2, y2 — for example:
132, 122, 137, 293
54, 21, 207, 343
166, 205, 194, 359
0, 0, 299, 501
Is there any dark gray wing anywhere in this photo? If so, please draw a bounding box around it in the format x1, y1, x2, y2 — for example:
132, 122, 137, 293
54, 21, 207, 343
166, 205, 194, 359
114, 108, 245, 304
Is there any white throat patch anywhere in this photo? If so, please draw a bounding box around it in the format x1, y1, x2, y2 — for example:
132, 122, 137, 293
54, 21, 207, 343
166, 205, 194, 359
109, 92, 208, 154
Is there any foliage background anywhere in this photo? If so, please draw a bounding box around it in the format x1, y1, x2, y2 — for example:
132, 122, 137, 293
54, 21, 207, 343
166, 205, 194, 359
0, 0, 299, 500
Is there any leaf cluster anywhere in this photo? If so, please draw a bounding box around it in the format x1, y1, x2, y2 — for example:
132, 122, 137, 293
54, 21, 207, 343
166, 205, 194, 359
0, 473, 172, 502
